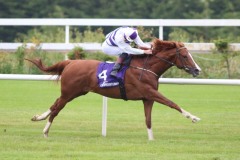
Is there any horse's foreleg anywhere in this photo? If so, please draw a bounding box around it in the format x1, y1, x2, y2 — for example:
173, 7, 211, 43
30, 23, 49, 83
143, 100, 154, 140
150, 90, 200, 123
181, 109, 201, 123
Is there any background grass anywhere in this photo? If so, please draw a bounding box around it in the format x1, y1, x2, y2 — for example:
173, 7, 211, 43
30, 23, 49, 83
0, 80, 239, 160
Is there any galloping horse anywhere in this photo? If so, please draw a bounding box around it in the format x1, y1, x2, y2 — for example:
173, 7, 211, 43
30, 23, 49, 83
27, 39, 201, 140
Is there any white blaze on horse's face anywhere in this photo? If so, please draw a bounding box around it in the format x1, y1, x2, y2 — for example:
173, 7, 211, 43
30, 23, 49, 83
187, 51, 201, 72
176, 47, 201, 77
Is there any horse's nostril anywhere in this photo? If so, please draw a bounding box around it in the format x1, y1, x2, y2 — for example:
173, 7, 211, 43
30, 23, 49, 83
194, 68, 200, 73
193, 68, 200, 77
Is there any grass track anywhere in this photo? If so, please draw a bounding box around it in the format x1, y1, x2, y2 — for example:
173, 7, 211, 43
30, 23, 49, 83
0, 80, 239, 160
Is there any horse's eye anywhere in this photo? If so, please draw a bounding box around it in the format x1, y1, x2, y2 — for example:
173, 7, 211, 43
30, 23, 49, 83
183, 56, 188, 59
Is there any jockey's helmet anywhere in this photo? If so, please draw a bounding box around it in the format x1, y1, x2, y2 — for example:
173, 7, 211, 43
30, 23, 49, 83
124, 28, 137, 42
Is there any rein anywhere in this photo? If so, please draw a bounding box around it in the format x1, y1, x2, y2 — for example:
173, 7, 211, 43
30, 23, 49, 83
138, 55, 150, 79
130, 65, 158, 77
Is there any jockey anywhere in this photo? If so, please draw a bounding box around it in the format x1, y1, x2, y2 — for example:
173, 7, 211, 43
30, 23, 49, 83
102, 26, 152, 77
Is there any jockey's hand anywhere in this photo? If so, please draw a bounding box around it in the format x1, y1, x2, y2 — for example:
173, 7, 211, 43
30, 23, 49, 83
144, 49, 152, 55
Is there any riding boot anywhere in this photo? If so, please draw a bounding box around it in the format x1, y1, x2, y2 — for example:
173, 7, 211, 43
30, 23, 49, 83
110, 63, 121, 77
110, 53, 128, 77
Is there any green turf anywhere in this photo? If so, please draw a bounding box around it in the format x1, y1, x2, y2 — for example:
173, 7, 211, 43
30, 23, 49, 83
0, 80, 239, 160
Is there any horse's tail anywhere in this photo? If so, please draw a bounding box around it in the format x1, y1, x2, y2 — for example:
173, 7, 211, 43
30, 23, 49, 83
25, 58, 71, 78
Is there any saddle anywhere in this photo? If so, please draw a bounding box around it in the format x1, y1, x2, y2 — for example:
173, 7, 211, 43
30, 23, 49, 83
97, 56, 132, 100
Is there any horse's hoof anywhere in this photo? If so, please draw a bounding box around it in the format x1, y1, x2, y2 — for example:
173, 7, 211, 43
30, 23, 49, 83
44, 133, 48, 138
192, 117, 201, 123
31, 115, 39, 121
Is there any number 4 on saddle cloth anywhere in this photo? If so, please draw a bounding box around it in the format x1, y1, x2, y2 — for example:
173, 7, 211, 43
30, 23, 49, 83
97, 62, 129, 100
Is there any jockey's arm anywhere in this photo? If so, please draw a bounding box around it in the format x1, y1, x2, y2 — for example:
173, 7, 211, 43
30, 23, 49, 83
118, 43, 152, 55
134, 36, 151, 49
118, 42, 145, 55
115, 35, 152, 55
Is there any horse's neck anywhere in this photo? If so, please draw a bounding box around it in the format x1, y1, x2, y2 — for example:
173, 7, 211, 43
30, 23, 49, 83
148, 56, 173, 77
149, 48, 177, 76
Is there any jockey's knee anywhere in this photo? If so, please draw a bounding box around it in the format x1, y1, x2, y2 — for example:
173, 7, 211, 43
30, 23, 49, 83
120, 52, 128, 59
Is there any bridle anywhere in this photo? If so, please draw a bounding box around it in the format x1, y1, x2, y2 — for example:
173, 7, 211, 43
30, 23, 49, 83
130, 46, 199, 78
154, 47, 192, 72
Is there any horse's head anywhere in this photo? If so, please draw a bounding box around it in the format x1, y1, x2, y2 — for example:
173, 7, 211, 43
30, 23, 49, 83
152, 39, 201, 77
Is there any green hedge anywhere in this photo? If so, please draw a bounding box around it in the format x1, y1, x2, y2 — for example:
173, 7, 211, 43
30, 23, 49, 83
0, 45, 116, 74
0, 44, 64, 74
0, 44, 239, 78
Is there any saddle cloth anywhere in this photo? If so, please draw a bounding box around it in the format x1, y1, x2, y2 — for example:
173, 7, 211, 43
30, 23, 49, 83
97, 62, 128, 88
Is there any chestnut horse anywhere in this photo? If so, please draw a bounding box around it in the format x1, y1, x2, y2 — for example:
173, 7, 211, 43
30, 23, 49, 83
27, 39, 201, 140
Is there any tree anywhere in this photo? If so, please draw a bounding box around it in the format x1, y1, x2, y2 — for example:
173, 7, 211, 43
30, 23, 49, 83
214, 38, 239, 78
0, 0, 240, 42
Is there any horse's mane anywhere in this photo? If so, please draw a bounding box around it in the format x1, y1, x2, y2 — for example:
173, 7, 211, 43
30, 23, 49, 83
152, 39, 185, 54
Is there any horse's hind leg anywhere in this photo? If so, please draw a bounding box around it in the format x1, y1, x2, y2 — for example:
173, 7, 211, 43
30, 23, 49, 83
31, 99, 59, 121
31, 109, 51, 121
31, 98, 62, 122
42, 96, 68, 137
31, 96, 68, 137
41, 90, 88, 138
